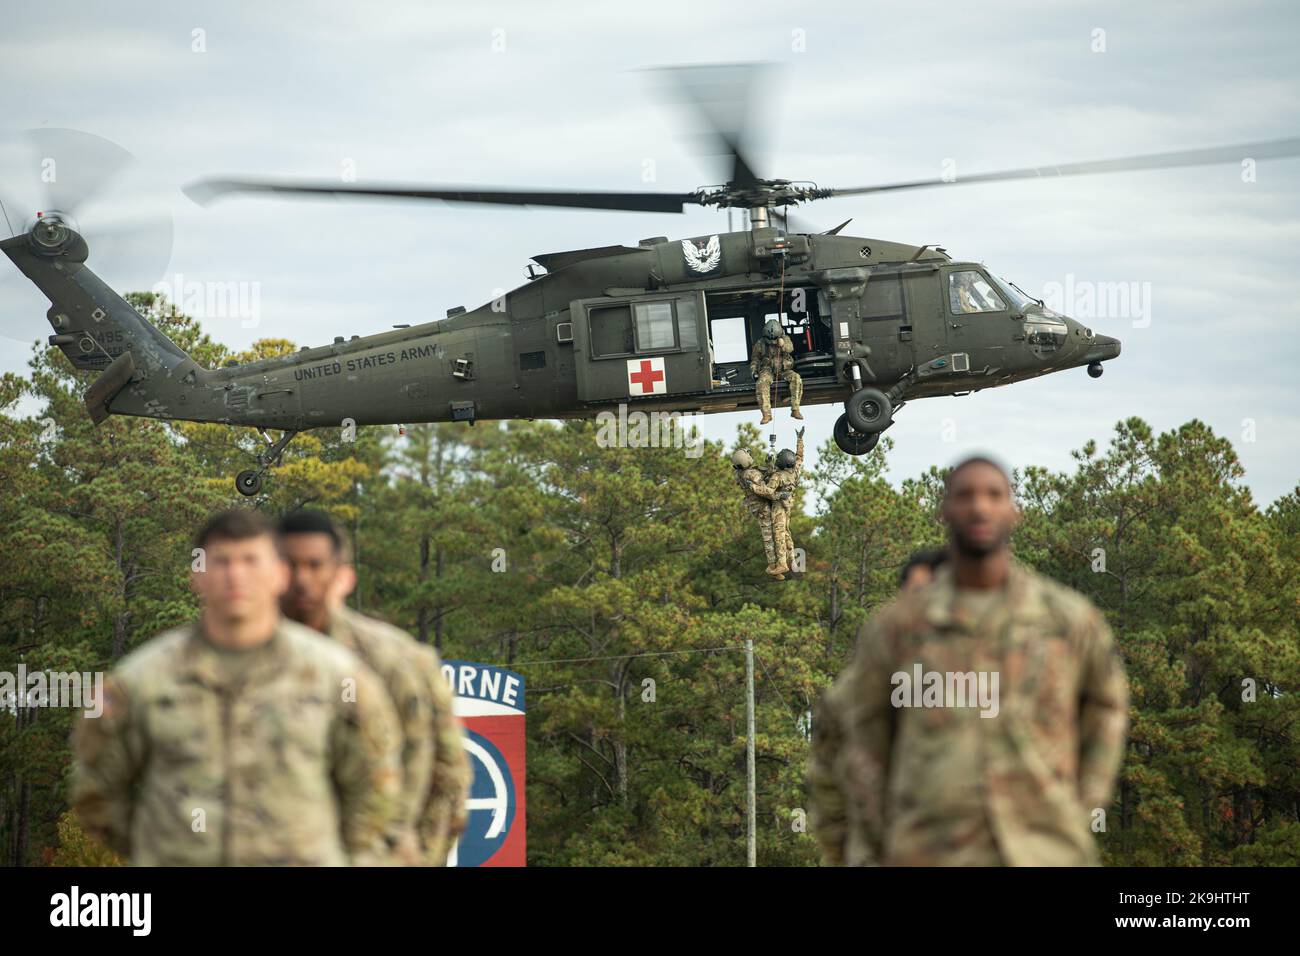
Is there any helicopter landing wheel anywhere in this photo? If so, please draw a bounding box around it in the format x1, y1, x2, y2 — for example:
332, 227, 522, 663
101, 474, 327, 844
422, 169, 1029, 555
232, 428, 302, 497
1087, 361, 1104, 378
845, 387, 892, 434
834, 414, 881, 456
235, 470, 263, 497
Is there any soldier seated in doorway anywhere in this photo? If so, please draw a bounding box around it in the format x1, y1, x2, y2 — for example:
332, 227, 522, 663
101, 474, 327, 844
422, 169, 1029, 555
750, 319, 804, 425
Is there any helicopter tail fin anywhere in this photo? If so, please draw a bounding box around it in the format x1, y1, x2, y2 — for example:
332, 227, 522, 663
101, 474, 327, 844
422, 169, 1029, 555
2, 221, 202, 423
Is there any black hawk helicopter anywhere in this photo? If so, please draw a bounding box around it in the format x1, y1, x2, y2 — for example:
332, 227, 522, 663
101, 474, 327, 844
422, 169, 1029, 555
5, 65, 1298, 495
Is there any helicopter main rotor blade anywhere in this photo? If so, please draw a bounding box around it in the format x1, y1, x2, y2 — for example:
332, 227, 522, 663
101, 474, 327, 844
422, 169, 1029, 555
824, 137, 1300, 197
24, 128, 134, 217
184, 178, 699, 213
643, 62, 774, 190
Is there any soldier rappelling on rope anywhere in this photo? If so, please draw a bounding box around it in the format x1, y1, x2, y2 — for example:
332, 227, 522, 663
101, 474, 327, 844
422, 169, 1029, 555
750, 319, 804, 426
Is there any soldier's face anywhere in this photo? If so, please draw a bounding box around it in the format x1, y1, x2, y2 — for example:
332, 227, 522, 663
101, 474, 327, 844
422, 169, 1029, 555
191, 533, 289, 621
281, 533, 346, 621
941, 463, 1018, 557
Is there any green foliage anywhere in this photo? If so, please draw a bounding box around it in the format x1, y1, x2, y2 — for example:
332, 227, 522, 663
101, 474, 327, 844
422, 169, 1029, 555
49, 812, 122, 867
1, 298, 1296, 866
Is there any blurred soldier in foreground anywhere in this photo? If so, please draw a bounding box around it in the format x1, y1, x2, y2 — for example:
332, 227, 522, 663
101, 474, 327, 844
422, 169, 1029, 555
751, 318, 803, 424
731, 448, 785, 579
808, 546, 946, 865
280, 509, 470, 866
71, 510, 403, 866
898, 547, 948, 591
808, 457, 1129, 866
768, 427, 804, 576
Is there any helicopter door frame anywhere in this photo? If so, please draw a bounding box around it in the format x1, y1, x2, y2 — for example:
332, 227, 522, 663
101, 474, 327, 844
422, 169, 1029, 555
570, 291, 711, 404
939, 265, 1012, 376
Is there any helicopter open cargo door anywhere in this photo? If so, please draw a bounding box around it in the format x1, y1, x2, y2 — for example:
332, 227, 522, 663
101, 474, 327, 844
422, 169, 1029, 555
570, 292, 711, 404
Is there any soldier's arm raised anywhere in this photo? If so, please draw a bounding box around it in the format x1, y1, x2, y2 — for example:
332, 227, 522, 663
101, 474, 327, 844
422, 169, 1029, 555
1076, 608, 1130, 814
794, 432, 805, 474
331, 663, 405, 864
69, 675, 143, 858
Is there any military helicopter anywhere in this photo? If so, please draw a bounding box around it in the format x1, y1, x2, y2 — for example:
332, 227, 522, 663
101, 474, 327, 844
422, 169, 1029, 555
5, 65, 1298, 495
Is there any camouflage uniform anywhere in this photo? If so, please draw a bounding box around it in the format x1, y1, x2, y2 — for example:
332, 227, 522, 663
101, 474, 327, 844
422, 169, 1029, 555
750, 327, 803, 423
328, 606, 470, 866
733, 455, 782, 570
71, 619, 403, 866
768, 433, 804, 572
807, 677, 853, 865
411, 643, 472, 865
327, 605, 435, 863
809, 561, 1129, 866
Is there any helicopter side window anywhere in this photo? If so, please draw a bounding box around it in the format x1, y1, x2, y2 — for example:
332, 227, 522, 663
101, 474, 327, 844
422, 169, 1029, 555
633, 301, 677, 351
948, 271, 1006, 314
590, 305, 635, 356
864, 274, 905, 321
677, 297, 699, 351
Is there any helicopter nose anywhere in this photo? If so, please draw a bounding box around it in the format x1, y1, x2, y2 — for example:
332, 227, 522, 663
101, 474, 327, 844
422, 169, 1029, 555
1085, 334, 1122, 362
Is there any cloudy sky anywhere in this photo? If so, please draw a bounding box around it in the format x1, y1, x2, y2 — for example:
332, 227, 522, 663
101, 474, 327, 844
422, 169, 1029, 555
2, 0, 1297, 504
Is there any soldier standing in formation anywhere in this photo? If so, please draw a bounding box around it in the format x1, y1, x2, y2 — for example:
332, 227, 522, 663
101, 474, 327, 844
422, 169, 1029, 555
808, 546, 947, 865
71, 510, 403, 865
751, 319, 804, 425
808, 456, 1129, 865
279, 509, 471, 866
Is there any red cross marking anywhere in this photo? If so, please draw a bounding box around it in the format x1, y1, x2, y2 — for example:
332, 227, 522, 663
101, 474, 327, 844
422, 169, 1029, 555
629, 359, 665, 394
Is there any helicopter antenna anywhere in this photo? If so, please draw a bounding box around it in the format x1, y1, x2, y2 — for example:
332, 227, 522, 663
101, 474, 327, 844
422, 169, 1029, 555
0, 198, 14, 238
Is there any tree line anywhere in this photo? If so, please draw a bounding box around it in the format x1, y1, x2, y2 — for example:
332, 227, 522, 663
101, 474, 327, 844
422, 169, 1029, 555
1, 293, 1297, 866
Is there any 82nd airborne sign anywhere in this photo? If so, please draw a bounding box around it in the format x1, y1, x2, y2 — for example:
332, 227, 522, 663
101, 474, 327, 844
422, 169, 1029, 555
444, 661, 527, 867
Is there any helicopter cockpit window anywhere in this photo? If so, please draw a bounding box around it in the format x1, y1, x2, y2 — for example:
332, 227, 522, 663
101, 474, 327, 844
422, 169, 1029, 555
948, 271, 1006, 314
991, 275, 1037, 312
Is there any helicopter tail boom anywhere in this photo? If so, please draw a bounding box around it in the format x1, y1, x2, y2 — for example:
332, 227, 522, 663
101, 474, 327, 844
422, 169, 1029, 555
2, 220, 205, 423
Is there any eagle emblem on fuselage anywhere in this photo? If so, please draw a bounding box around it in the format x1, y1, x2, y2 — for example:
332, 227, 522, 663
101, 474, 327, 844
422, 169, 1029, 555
682, 235, 721, 274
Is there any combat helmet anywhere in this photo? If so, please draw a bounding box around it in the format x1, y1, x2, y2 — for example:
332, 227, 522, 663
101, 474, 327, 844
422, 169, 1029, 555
775, 448, 797, 469
731, 449, 753, 469
762, 319, 782, 340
